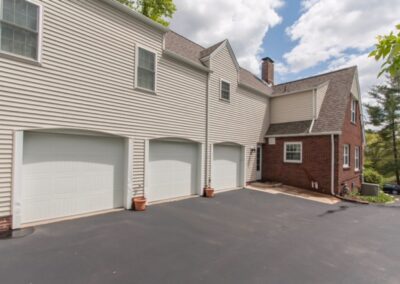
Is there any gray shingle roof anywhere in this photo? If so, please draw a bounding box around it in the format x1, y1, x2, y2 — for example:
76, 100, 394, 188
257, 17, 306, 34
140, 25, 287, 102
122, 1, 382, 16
266, 120, 312, 136
164, 31, 271, 95
268, 66, 357, 135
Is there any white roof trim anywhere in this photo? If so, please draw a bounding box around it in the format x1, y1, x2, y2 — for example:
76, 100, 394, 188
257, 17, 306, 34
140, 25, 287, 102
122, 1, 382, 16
238, 82, 272, 98
163, 50, 212, 73
273, 81, 330, 97
265, 131, 341, 138
200, 40, 240, 72
100, 0, 169, 33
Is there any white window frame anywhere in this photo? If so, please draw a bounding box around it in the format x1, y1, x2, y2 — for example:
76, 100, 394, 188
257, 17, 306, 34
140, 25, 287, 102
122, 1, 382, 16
135, 44, 157, 93
351, 98, 357, 123
343, 144, 350, 168
355, 146, 360, 171
220, 79, 231, 101
284, 142, 302, 163
0, 0, 43, 63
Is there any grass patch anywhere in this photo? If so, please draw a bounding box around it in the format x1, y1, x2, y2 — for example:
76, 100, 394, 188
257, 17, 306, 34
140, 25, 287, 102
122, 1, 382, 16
347, 190, 395, 203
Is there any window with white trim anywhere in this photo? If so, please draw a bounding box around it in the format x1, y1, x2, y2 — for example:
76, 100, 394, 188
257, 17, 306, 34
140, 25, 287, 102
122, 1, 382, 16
136, 47, 156, 91
284, 142, 302, 163
0, 0, 41, 60
220, 80, 230, 101
355, 146, 360, 171
343, 144, 350, 168
351, 99, 357, 123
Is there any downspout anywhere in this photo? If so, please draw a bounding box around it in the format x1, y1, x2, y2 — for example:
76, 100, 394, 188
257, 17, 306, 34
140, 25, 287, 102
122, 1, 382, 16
204, 70, 211, 190
331, 134, 335, 195
309, 88, 317, 133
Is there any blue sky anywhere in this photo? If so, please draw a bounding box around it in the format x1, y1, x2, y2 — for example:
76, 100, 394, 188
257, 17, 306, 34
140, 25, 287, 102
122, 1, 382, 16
171, 0, 400, 102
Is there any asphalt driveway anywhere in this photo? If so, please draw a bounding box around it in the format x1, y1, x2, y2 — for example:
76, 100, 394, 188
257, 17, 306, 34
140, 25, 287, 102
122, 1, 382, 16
1, 189, 400, 284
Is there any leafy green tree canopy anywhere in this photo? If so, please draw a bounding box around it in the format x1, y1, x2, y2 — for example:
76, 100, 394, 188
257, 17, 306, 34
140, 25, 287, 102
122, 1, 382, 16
116, 0, 176, 27
370, 24, 400, 77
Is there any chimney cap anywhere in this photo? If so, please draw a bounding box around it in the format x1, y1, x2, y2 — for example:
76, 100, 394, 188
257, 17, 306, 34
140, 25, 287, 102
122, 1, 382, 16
262, 57, 274, 63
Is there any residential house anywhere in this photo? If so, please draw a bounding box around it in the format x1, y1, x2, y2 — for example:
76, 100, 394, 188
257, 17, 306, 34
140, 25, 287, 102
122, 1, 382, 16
0, 0, 363, 232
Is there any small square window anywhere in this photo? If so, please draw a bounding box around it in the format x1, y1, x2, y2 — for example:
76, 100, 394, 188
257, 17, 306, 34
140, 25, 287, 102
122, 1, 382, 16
284, 142, 302, 163
220, 80, 230, 101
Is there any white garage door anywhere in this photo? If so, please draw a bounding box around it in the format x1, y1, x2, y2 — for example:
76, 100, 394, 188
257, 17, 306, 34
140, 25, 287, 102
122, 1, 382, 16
213, 144, 242, 191
148, 140, 199, 202
22, 132, 125, 224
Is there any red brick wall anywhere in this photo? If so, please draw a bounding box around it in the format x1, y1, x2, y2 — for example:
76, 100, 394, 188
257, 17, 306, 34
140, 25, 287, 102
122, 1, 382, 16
337, 95, 364, 192
262, 135, 339, 194
0, 216, 12, 232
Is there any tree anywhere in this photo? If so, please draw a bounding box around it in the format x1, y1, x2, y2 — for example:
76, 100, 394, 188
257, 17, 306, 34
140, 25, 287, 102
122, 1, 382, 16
365, 76, 400, 184
116, 0, 176, 27
369, 24, 400, 77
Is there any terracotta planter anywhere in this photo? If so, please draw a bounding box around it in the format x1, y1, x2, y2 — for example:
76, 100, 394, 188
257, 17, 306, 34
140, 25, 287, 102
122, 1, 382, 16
132, 197, 147, 211
204, 187, 215, 198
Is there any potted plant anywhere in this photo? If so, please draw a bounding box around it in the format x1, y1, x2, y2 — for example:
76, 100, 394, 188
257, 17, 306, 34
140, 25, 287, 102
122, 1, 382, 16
204, 187, 215, 198
132, 196, 147, 211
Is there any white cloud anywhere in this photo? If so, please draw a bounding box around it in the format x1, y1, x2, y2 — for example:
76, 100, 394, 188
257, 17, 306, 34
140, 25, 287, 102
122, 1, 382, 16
170, 0, 283, 74
282, 0, 400, 73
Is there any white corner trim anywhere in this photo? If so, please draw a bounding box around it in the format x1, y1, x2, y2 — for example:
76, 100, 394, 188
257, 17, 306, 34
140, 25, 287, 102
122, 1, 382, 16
12, 131, 24, 229
124, 138, 133, 209
241, 146, 247, 187
283, 141, 303, 163
144, 139, 149, 199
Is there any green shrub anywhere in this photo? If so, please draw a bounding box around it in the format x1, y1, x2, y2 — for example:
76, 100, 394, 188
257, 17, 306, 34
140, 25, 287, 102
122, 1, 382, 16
363, 168, 384, 187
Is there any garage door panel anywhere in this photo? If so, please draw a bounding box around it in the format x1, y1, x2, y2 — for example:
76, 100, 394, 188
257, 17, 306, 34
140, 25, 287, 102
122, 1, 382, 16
148, 140, 198, 202
213, 145, 242, 191
21, 132, 124, 224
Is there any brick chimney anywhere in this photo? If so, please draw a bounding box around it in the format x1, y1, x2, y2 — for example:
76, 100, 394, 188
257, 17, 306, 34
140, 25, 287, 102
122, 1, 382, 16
261, 57, 274, 85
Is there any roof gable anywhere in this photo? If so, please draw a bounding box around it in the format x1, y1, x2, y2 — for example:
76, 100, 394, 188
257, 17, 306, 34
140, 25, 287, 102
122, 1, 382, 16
267, 66, 357, 135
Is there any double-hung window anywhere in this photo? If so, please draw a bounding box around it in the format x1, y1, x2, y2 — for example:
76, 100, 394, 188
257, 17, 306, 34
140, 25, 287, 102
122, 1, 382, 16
343, 144, 350, 168
355, 146, 360, 171
220, 80, 230, 101
0, 0, 41, 60
136, 47, 156, 92
351, 99, 357, 123
284, 142, 302, 163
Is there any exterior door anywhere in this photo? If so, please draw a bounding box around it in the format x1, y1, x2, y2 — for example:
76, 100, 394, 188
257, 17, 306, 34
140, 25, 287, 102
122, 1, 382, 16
256, 145, 262, 180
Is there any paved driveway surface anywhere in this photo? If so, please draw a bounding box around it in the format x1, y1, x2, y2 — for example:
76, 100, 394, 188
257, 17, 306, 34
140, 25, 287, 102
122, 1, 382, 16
1, 189, 400, 284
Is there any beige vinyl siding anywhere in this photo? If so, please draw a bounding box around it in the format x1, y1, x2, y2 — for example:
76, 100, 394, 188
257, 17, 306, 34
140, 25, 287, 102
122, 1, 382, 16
270, 90, 313, 124
0, 0, 207, 216
351, 74, 359, 100
316, 83, 329, 118
207, 45, 269, 183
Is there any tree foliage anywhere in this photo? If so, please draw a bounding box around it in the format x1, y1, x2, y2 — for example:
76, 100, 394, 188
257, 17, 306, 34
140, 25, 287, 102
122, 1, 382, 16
370, 24, 400, 77
365, 76, 400, 184
116, 0, 176, 27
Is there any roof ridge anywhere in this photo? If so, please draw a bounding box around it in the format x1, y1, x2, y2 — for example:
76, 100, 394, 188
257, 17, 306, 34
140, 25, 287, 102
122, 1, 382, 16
275, 66, 357, 86
168, 30, 205, 49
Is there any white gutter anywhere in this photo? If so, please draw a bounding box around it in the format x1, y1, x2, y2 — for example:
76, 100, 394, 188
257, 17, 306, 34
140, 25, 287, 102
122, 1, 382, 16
204, 66, 211, 189
331, 134, 335, 195
266, 131, 341, 138
100, 0, 169, 33
238, 82, 272, 98
163, 50, 211, 73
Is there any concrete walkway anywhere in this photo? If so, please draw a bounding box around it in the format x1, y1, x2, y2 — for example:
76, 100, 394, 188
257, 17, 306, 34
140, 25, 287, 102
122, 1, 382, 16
247, 182, 340, 205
